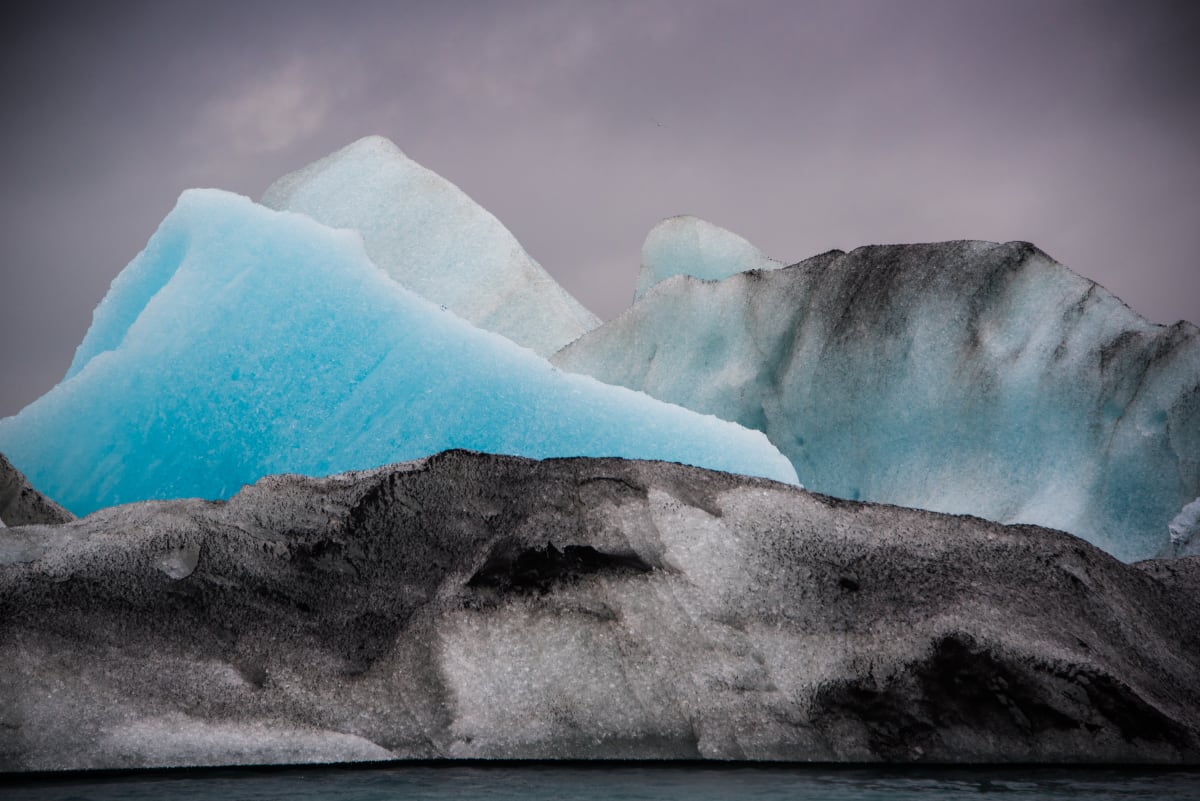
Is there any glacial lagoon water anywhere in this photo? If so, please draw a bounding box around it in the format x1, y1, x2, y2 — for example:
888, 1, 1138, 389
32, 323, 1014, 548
4, 764, 1198, 801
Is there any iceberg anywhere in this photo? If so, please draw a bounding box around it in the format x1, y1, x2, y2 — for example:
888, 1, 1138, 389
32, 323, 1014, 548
555, 232, 1200, 563
0, 191, 796, 517
4, 452, 1199, 769
636, 215, 780, 300
261, 136, 599, 356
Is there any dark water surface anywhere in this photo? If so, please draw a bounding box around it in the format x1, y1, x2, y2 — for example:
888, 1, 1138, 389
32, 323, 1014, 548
4, 764, 1198, 800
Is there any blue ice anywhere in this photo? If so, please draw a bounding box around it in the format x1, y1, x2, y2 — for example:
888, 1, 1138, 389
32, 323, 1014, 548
0, 191, 797, 516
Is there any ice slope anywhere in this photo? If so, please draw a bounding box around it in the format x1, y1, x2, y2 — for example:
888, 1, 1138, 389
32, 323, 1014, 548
261, 136, 599, 356
0, 191, 796, 517
554, 238, 1200, 563
0, 453, 72, 527
4, 451, 1200, 769
635, 215, 781, 300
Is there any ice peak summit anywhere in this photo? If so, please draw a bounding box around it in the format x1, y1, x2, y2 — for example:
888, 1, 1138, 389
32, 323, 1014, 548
263, 135, 599, 356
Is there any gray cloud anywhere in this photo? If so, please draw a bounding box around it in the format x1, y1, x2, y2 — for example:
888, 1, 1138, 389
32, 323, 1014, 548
2, 0, 1197, 416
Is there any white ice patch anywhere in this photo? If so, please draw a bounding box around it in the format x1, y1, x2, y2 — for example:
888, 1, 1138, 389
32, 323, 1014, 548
154, 542, 200, 580
1169, 498, 1200, 550
99, 713, 393, 766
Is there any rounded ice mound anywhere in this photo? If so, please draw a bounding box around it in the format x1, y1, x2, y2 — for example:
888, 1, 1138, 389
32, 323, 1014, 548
0, 190, 796, 516
262, 136, 599, 356
635, 215, 780, 300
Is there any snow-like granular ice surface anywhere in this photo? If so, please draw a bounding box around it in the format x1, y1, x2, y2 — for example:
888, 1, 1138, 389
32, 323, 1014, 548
558, 236, 1200, 562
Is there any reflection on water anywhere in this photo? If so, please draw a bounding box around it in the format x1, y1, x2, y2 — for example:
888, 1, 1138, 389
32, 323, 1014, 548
3, 763, 1198, 801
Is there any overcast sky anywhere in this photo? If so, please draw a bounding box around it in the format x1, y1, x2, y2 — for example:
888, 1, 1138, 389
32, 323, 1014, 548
1, 0, 1197, 416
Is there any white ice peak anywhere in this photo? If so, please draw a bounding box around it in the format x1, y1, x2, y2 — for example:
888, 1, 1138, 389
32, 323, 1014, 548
263, 135, 599, 356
